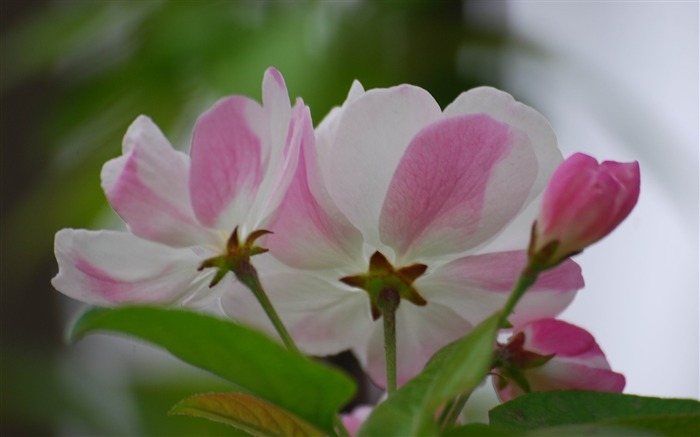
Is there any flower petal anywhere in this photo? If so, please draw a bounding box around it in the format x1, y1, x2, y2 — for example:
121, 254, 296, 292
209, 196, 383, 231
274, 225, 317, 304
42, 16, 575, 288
221, 272, 373, 357
262, 67, 293, 157
341, 406, 373, 437
416, 250, 583, 327
52, 229, 208, 306
495, 319, 625, 402
101, 116, 218, 247
266, 104, 363, 270
444, 87, 562, 205
497, 362, 626, 402
356, 301, 472, 388
519, 319, 609, 367
315, 80, 366, 171
244, 69, 299, 229
189, 95, 268, 231
325, 85, 442, 247
379, 114, 538, 260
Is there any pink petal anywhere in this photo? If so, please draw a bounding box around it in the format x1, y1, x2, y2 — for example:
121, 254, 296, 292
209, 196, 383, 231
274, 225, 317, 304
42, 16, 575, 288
519, 319, 607, 363
416, 250, 583, 327
246, 98, 303, 231
189, 96, 267, 230
444, 87, 562, 205
341, 406, 373, 437
497, 362, 626, 402
101, 116, 218, 247
494, 319, 625, 402
357, 301, 472, 388
266, 103, 363, 270
601, 160, 641, 232
325, 85, 442, 247
379, 114, 538, 259
221, 272, 373, 357
52, 229, 207, 306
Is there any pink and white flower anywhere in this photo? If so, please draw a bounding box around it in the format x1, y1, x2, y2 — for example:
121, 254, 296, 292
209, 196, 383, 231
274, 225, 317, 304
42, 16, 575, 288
53, 68, 304, 306
531, 153, 640, 267
222, 81, 585, 387
493, 318, 626, 402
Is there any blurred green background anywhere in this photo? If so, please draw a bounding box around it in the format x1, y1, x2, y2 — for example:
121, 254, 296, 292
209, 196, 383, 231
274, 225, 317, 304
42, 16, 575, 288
1, 1, 514, 435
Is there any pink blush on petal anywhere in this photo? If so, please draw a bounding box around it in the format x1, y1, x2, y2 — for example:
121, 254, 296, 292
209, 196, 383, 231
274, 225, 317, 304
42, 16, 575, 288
190, 97, 265, 228
522, 319, 606, 360
108, 149, 202, 241
379, 114, 515, 258
75, 257, 134, 302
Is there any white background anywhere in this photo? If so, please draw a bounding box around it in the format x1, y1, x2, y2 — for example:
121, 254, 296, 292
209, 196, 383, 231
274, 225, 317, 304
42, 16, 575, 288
504, 1, 699, 399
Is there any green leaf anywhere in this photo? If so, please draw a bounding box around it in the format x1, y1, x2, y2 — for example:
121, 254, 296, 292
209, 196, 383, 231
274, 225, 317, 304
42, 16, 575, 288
490, 391, 700, 436
523, 424, 658, 436
443, 423, 518, 436
68, 306, 355, 434
170, 393, 324, 437
443, 423, 658, 437
447, 415, 700, 437
358, 312, 501, 436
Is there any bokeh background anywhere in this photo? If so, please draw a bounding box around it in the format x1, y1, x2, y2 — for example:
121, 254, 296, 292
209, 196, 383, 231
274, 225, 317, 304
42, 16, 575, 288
2, 1, 698, 435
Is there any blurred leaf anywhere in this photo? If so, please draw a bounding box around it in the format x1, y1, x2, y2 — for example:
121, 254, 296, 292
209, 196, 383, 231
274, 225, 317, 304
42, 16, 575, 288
68, 306, 356, 434
171, 392, 323, 437
0, 348, 121, 435
519, 424, 657, 436
490, 391, 700, 434
443, 423, 517, 436
131, 380, 249, 436
358, 312, 501, 436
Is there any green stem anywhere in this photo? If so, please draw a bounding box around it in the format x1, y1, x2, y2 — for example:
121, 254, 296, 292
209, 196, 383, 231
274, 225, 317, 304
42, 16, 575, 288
379, 288, 400, 394
234, 261, 300, 355
499, 265, 540, 326
437, 398, 456, 426
440, 393, 470, 431
437, 264, 542, 432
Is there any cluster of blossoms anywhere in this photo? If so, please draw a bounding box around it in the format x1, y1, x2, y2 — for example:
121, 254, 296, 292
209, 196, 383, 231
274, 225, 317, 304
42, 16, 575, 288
53, 68, 639, 412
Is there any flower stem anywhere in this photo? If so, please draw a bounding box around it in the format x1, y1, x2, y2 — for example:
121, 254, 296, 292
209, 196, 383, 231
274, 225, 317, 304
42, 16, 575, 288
379, 288, 400, 394
439, 393, 470, 431
234, 261, 300, 355
437, 263, 542, 433
499, 264, 540, 326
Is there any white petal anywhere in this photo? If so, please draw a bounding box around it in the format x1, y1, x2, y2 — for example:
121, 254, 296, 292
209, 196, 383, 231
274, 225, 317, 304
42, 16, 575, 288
325, 85, 442, 246
221, 272, 373, 356
356, 301, 472, 388
52, 229, 207, 306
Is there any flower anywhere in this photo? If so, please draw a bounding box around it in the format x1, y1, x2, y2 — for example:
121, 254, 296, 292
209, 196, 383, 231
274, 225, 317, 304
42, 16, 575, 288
341, 405, 373, 437
222, 81, 585, 387
530, 153, 640, 267
492, 318, 626, 402
52, 68, 304, 306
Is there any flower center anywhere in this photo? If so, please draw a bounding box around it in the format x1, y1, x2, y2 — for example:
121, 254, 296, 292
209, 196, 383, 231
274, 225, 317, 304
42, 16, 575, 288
198, 226, 270, 288
339, 251, 428, 320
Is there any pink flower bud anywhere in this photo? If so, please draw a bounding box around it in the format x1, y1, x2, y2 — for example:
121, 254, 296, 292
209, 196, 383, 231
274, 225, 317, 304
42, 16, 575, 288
493, 319, 625, 402
531, 153, 640, 267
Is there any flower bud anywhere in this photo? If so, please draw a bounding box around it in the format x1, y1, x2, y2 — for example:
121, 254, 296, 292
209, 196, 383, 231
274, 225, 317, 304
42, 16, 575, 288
493, 319, 625, 402
531, 153, 640, 268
